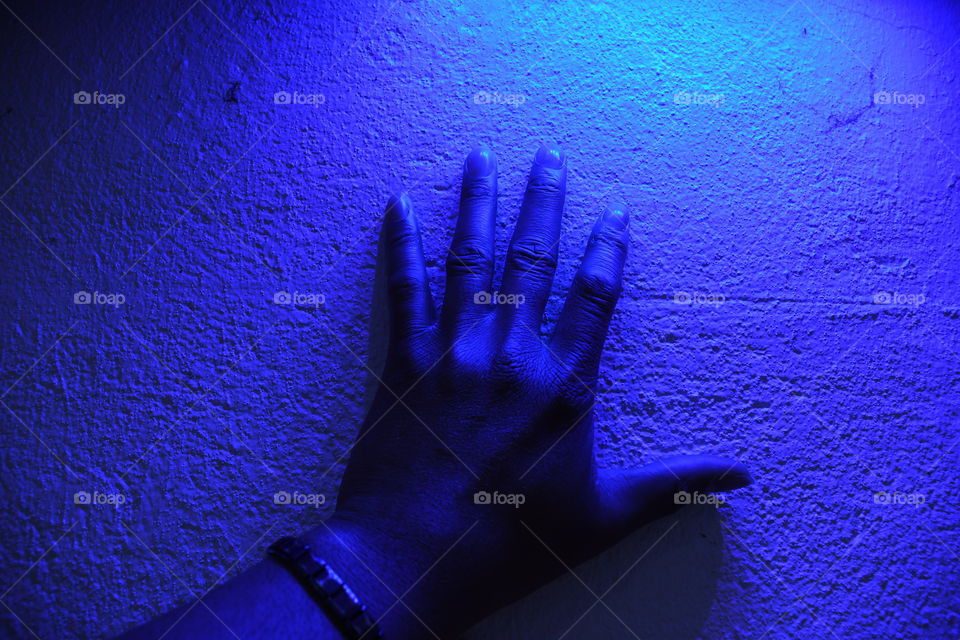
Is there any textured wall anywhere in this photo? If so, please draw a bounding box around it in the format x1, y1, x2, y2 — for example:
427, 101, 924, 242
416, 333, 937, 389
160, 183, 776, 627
1, 0, 958, 638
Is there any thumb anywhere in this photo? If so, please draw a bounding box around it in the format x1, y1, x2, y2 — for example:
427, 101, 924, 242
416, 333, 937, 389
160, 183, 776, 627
593, 455, 752, 539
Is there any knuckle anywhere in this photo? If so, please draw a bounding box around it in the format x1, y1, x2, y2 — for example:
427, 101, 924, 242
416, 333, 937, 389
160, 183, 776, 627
525, 172, 565, 199
388, 272, 426, 300
462, 178, 496, 202
591, 226, 629, 255
386, 221, 418, 247
574, 270, 622, 311
446, 243, 492, 276
507, 238, 558, 274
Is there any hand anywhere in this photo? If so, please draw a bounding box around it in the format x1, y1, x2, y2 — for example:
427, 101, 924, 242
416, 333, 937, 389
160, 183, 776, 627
310, 144, 751, 638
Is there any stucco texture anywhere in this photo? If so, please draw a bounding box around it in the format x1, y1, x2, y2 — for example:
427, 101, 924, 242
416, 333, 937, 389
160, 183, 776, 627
1, 0, 958, 638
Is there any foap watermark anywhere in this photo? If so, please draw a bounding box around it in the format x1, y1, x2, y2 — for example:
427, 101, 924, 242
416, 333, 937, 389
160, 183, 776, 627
474, 291, 525, 307
472, 90, 526, 107
273, 491, 326, 507
73, 90, 126, 108
674, 490, 726, 506
674, 91, 724, 108
873, 491, 925, 507
74, 290, 125, 307
473, 490, 525, 508
873, 91, 925, 108
274, 291, 325, 307
274, 91, 326, 107
674, 291, 726, 307
873, 291, 925, 306
74, 490, 127, 507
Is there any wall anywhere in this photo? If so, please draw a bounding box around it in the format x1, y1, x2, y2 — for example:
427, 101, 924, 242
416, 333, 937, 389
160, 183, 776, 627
0, 0, 957, 637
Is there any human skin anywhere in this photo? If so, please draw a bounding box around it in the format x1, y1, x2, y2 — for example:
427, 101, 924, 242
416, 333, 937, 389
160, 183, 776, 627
118, 144, 751, 640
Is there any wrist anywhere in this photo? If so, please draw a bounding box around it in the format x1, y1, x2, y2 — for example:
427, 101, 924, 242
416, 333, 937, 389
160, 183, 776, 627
300, 517, 433, 639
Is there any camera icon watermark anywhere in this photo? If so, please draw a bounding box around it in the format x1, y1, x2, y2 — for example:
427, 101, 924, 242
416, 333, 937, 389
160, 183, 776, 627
74, 490, 127, 506
273, 491, 326, 507
472, 90, 526, 107
873, 491, 925, 507
274, 91, 325, 107
73, 90, 126, 108
473, 490, 526, 508
873, 91, 925, 108
872, 291, 924, 306
74, 290, 126, 307
673, 490, 725, 506
673, 90, 724, 108
673, 291, 725, 307
273, 291, 325, 307
473, 290, 525, 307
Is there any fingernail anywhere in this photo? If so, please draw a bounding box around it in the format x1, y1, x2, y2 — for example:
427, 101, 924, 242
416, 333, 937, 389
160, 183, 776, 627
465, 145, 495, 177
603, 204, 629, 230
386, 192, 410, 221
535, 143, 565, 169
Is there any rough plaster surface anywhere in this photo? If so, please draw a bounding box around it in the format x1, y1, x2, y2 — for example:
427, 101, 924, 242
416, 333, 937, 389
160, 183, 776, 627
1, 0, 958, 638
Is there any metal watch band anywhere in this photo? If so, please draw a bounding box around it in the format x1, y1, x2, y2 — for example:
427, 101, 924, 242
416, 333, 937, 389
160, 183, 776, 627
268, 535, 383, 639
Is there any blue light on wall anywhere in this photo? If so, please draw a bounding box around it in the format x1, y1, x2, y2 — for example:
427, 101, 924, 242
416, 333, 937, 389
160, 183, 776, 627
0, 0, 957, 637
